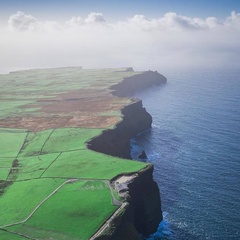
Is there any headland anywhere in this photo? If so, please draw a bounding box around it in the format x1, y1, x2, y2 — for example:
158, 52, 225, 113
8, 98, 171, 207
0, 67, 166, 239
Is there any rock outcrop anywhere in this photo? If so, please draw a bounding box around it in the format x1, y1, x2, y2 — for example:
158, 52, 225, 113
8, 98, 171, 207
138, 150, 147, 159
87, 70, 166, 239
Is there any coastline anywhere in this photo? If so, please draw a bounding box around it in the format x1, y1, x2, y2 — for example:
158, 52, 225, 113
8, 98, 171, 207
87, 71, 167, 239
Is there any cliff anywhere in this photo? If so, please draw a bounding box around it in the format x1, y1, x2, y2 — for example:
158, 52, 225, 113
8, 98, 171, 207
88, 70, 167, 159
110, 70, 167, 97
87, 99, 152, 159
88, 70, 166, 239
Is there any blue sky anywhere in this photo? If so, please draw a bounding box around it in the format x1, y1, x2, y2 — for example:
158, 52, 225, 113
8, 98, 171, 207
1, 0, 239, 21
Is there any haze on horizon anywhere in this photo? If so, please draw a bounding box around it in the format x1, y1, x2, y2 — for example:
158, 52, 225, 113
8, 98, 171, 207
0, 0, 239, 74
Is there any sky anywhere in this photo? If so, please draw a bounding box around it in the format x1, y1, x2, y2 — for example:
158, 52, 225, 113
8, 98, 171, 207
0, 0, 239, 73
1, 0, 239, 21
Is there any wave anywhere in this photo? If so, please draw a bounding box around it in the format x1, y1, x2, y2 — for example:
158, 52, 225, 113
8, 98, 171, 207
147, 213, 174, 240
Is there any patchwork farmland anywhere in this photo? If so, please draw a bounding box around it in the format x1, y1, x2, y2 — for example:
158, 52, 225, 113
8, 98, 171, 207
0, 67, 148, 239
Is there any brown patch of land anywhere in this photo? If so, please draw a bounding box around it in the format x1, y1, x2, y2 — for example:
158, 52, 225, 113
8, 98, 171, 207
0, 88, 127, 131
0, 115, 120, 132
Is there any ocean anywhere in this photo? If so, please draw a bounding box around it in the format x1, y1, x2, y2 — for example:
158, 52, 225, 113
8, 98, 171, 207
131, 67, 240, 240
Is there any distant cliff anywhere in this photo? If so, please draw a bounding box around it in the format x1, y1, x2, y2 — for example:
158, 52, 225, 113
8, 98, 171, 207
110, 70, 167, 97
88, 70, 166, 239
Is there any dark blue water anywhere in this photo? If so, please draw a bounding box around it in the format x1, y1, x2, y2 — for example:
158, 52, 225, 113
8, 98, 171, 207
131, 67, 240, 240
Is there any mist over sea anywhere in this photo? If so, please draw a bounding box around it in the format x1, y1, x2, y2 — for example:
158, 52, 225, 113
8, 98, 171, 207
131, 66, 240, 240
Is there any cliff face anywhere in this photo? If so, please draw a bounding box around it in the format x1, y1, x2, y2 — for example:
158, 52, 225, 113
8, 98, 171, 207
88, 100, 152, 159
94, 166, 162, 240
111, 165, 162, 240
88, 71, 166, 239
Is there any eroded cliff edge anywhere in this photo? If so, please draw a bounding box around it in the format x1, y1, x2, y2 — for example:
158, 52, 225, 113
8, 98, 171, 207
87, 71, 167, 239
88, 71, 167, 159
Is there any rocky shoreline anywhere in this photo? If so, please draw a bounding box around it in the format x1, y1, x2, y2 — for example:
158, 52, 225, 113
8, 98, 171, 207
87, 71, 167, 239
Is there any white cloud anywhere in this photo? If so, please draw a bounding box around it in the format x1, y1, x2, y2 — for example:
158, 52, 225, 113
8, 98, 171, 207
160, 12, 197, 29
7, 11, 239, 32
125, 12, 222, 31
8, 11, 38, 31
84, 12, 105, 24
224, 11, 240, 29
66, 12, 105, 27
66, 16, 84, 26
1, 11, 240, 73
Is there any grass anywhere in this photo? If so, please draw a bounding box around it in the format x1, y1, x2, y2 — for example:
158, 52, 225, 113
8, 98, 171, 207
42, 149, 146, 180
3, 226, 80, 240
42, 128, 104, 153
0, 68, 139, 103
0, 178, 65, 227
0, 168, 10, 181
6, 180, 117, 240
0, 126, 146, 182
18, 129, 54, 157
13, 153, 60, 181
0, 158, 15, 168
0, 230, 26, 239
0, 100, 34, 117
0, 129, 27, 158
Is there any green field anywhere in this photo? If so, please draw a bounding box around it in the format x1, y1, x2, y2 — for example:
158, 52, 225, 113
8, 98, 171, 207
12, 153, 60, 181
0, 129, 27, 158
0, 178, 66, 227
0, 230, 25, 240
42, 128, 104, 153
0, 67, 148, 239
18, 129, 53, 157
6, 180, 118, 240
0, 167, 11, 181
42, 149, 145, 179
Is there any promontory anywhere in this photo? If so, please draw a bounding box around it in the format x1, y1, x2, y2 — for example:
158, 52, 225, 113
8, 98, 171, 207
0, 67, 166, 240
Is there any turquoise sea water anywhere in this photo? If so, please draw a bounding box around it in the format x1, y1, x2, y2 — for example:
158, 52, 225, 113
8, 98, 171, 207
131, 67, 240, 240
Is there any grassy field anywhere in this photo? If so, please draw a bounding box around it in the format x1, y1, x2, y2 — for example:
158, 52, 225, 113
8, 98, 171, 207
42, 128, 104, 153
42, 149, 145, 179
17, 128, 103, 157
0, 167, 11, 181
18, 129, 53, 157
0, 67, 148, 239
2, 126, 145, 182
0, 178, 66, 227
6, 180, 118, 240
0, 129, 27, 158
13, 153, 60, 181
0, 230, 26, 239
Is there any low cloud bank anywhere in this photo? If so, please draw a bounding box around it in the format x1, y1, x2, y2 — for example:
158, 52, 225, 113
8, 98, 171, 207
1, 11, 240, 73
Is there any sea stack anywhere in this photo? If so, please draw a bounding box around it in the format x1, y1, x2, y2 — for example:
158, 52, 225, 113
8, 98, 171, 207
138, 150, 147, 159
